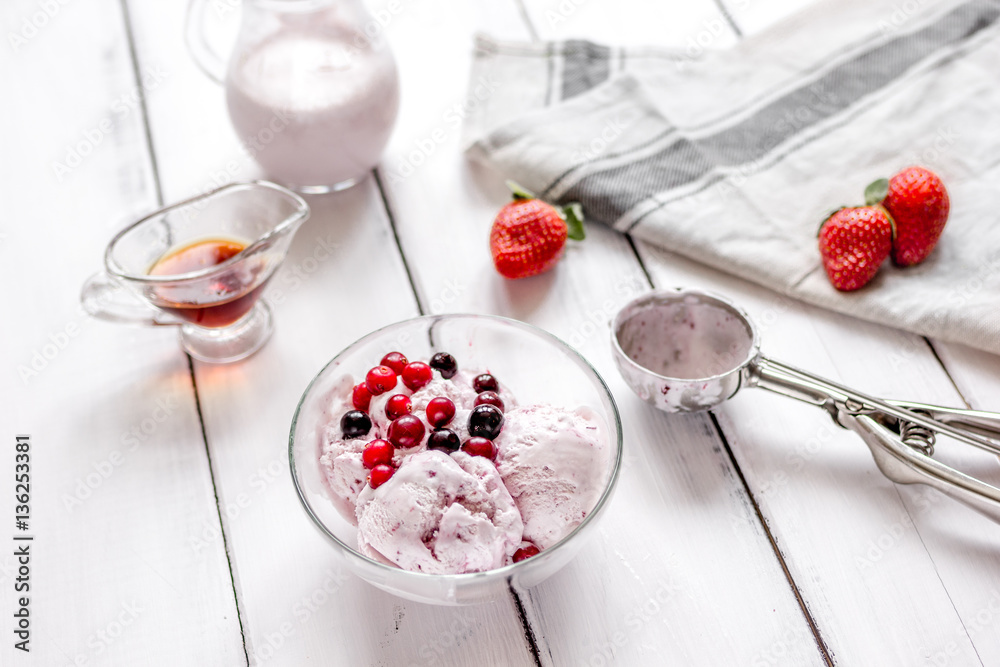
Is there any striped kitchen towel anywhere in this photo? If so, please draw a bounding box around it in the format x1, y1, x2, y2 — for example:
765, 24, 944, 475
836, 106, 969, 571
465, 0, 1000, 356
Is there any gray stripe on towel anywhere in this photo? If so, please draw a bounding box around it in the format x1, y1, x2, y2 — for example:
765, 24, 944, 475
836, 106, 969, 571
559, 0, 1000, 226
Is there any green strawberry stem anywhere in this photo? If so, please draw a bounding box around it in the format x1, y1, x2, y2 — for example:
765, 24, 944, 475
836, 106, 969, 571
864, 178, 889, 206
506, 180, 536, 201
563, 203, 585, 240
506, 180, 586, 241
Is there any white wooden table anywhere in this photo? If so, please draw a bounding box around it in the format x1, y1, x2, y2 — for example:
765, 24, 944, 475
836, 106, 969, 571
5, 0, 1000, 665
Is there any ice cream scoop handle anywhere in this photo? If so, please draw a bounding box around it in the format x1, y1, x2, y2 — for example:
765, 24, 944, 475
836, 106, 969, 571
842, 412, 1000, 525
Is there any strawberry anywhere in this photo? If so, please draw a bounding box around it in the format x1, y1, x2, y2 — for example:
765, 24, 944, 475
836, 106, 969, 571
489, 182, 585, 280
818, 206, 893, 291
867, 166, 949, 266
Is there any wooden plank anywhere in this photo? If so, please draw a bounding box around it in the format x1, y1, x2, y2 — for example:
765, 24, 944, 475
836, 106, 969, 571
379, 1, 825, 664
0, 0, 244, 664
124, 0, 541, 664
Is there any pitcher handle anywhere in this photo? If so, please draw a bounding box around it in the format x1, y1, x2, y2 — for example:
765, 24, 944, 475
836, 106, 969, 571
185, 0, 227, 84
81, 273, 179, 327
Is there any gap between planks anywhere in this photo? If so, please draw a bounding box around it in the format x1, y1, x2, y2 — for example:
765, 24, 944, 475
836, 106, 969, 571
118, 0, 251, 664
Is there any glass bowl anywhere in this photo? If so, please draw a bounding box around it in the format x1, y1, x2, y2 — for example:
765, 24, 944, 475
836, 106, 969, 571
289, 314, 623, 605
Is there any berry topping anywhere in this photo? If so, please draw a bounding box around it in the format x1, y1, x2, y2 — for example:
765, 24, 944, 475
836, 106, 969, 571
425, 397, 456, 428
474, 391, 505, 412
473, 373, 499, 393
365, 366, 397, 395
513, 543, 541, 562
380, 351, 409, 375
362, 439, 394, 469
352, 382, 373, 411
368, 464, 395, 489
429, 352, 458, 379
427, 428, 461, 452
401, 361, 433, 391
385, 394, 413, 421
468, 404, 504, 439
341, 410, 372, 439
461, 436, 497, 460
388, 414, 425, 449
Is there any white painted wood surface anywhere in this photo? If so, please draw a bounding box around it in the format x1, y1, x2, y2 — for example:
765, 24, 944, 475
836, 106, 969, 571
0, 0, 244, 665
4, 0, 999, 665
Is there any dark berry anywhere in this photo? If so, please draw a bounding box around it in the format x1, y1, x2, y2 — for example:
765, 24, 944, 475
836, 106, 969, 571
425, 397, 456, 428
473, 373, 499, 393
362, 439, 394, 469
380, 351, 408, 375
368, 464, 395, 488
388, 414, 425, 448
352, 382, 373, 411
474, 391, 504, 412
461, 436, 497, 460
427, 428, 461, 452
513, 543, 540, 562
365, 366, 397, 395
341, 410, 372, 439
429, 352, 458, 379
468, 404, 504, 439
385, 394, 412, 421
401, 361, 433, 391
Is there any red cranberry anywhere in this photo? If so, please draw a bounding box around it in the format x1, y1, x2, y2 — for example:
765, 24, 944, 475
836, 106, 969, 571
380, 351, 408, 375
385, 394, 412, 421
513, 543, 540, 562
425, 397, 456, 428
388, 414, 425, 448
474, 391, 504, 412
429, 352, 458, 379
427, 428, 461, 452
365, 366, 397, 395
473, 373, 499, 393
368, 464, 395, 489
352, 383, 373, 411
461, 436, 496, 460
341, 410, 372, 439
468, 404, 504, 439
401, 361, 433, 391
362, 439, 394, 469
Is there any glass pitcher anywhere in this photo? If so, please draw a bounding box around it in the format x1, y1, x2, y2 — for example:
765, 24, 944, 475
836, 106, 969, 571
186, 0, 401, 193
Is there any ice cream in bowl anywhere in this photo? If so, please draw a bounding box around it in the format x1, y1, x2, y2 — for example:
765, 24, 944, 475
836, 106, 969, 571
289, 314, 623, 605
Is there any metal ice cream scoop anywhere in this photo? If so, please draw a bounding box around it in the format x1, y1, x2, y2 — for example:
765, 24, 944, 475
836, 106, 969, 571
611, 288, 1000, 524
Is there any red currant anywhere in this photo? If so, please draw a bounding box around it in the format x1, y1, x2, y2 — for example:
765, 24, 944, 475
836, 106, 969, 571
461, 436, 496, 460
365, 366, 397, 395
401, 361, 433, 391
352, 383, 373, 411
474, 391, 504, 412
380, 351, 408, 375
425, 397, 456, 428
513, 543, 540, 562
368, 464, 395, 489
362, 439, 394, 469
385, 394, 413, 421
388, 414, 425, 448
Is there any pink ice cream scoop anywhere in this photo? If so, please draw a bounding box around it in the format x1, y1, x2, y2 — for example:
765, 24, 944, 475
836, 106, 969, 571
494, 404, 610, 549
355, 450, 524, 574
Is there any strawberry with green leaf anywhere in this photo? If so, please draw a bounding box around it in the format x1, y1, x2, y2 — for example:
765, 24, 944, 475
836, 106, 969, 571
489, 182, 585, 280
